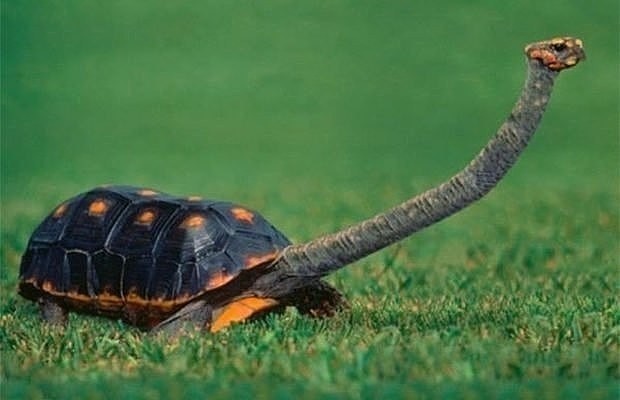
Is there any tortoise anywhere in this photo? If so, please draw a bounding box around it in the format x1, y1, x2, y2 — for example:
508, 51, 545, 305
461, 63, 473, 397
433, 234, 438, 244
19, 37, 585, 333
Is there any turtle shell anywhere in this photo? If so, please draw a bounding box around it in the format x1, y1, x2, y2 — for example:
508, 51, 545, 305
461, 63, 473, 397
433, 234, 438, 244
18, 185, 290, 327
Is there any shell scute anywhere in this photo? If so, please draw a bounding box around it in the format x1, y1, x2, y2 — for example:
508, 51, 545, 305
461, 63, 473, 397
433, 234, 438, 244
108, 201, 178, 256
148, 259, 182, 301
121, 256, 152, 300
195, 251, 236, 289
61, 192, 130, 251
31, 196, 81, 244
19, 246, 67, 297
66, 251, 90, 297
156, 209, 223, 263
91, 250, 124, 299
226, 231, 284, 269
177, 262, 201, 298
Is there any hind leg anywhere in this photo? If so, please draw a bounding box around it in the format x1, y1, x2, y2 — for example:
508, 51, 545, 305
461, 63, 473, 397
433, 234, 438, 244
285, 280, 348, 318
151, 300, 213, 335
38, 297, 68, 325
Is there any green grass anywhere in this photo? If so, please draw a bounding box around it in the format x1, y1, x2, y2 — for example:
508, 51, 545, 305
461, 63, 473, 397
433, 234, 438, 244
1, 1, 619, 399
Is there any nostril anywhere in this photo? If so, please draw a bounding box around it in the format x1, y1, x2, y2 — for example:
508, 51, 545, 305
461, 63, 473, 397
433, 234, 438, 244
551, 43, 567, 52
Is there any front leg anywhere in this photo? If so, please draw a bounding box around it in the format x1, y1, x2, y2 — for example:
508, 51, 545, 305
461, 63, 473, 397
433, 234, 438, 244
151, 299, 213, 335
284, 280, 349, 318
39, 296, 68, 325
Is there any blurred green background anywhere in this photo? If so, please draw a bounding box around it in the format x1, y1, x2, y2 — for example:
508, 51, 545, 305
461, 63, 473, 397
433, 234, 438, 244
2, 1, 618, 399
3, 1, 617, 218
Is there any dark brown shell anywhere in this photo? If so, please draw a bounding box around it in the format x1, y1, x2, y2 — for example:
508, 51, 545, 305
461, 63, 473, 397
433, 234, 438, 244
18, 185, 290, 326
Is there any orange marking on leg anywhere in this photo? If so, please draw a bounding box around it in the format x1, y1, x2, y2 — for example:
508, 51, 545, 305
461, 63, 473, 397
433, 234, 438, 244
210, 297, 279, 332
88, 199, 109, 216
231, 207, 254, 223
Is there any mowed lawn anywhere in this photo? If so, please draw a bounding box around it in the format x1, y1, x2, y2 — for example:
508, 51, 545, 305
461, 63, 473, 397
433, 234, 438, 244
1, 2, 618, 399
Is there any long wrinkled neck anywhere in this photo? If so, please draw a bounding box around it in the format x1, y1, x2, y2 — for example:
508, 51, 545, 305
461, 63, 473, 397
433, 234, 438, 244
278, 60, 558, 278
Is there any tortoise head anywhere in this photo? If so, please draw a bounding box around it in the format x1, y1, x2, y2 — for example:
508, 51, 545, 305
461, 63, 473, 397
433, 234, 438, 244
525, 37, 585, 71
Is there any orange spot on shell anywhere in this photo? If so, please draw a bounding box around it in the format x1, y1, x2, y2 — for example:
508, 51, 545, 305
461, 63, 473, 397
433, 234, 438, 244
88, 199, 109, 216
210, 297, 279, 332
123, 290, 192, 314
168, 293, 192, 306
181, 214, 206, 229
244, 251, 280, 269
231, 207, 254, 223
65, 290, 92, 303
137, 189, 159, 196
135, 208, 158, 225
41, 280, 55, 292
205, 271, 234, 289
125, 287, 142, 301
187, 196, 202, 201
52, 203, 68, 218
96, 291, 124, 310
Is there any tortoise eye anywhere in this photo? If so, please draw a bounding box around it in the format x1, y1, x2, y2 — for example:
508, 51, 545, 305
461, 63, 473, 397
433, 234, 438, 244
551, 42, 567, 52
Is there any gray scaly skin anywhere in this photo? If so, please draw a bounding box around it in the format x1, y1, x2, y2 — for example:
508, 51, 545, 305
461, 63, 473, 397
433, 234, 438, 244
253, 37, 585, 297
